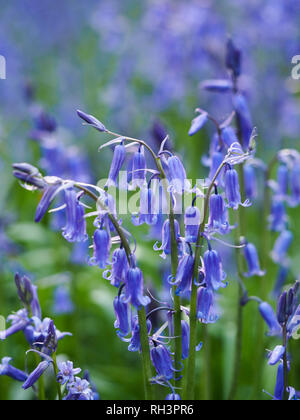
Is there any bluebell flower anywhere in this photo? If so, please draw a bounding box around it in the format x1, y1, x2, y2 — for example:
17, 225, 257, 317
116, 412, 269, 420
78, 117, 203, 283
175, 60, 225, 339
15, 273, 41, 318
244, 164, 257, 200
184, 205, 201, 243
272, 266, 289, 299
168, 155, 190, 194
170, 254, 194, 296
65, 377, 94, 400
89, 229, 111, 269
259, 302, 282, 336
271, 230, 293, 265
243, 243, 265, 278
222, 127, 239, 148
150, 345, 174, 381
35, 183, 62, 223
154, 219, 181, 259
269, 200, 288, 232
233, 94, 253, 149
0, 358, 28, 382
166, 393, 181, 400
197, 287, 218, 324
106, 142, 126, 187
113, 294, 131, 338
274, 363, 284, 401
77, 109, 107, 133
83, 370, 100, 400
203, 249, 227, 291
268, 346, 285, 366
62, 189, 88, 243
53, 286, 74, 315
290, 161, 300, 207
207, 192, 230, 235
12, 163, 46, 190
0, 309, 30, 341
224, 166, 251, 210
132, 185, 158, 226
70, 241, 89, 265
277, 291, 288, 325
24, 317, 71, 348
132, 146, 146, 189
57, 361, 81, 385
23, 360, 51, 390
124, 267, 151, 309
188, 112, 208, 136
103, 247, 129, 288
181, 321, 190, 360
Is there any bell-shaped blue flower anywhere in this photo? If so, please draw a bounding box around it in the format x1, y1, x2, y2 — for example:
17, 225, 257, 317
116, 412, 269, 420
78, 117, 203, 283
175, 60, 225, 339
222, 127, 239, 148
207, 192, 230, 235
224, 166, 251, 210
188, 113, 208, 136
166, 393, 181, 400
197, 287, 218, 324
128, 316, 152, 352
269, 200, 287, 232
244, 164, 257, 200
233, 94, 253, 149
89, 229, 111, 269
168, 155, 190, 194
290, 161, 300, 207
113, 295, 131, 338
271, 230, 293, 265
208, 151, 224, 185
106, 143, 126, 187
243, 243, 265, 277
62, 189, 88, 243
154, 219, 181, 259
277, 165, 289, 197
132, 146, 146, 189
103, 247, 129, 288
132, 185, 158, 226
0, 358, 28, 382
170, 254, 194, 296
259, 302, 282, 336
23, 360, 51, 390
184, 206, 201, 243
203, 249, 227, 291
150, 345, 174, 381
124, 267, 151, 309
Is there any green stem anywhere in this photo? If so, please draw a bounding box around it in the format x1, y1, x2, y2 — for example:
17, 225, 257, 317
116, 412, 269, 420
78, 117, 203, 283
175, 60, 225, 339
52, 353, 63, 401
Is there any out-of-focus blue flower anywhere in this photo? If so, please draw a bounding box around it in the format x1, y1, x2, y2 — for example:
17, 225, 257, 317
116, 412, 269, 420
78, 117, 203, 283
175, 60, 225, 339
233, 94, 253, 149
271, 230, 293, 265
181, 320, 190, 360
243, 243, 265, 278
103, 247, 129, 288
124, 267, 151, 309
57, 361, 81, 385
277, 165, 289, 197
62, 189, 88, 243
201, 79, 233, 93
197, 287, 218, 324
269, 200, 288, 232
151, 345, 174, 381
89, 229, 111, 269
83, 370, 100, 401
226, 38, 242, 78
244, 164, 257, 200
0, 357, 28, 382
272, 266, 289, 299
203, 249, 227, 291
53, 286, 74, 315
188, 112, 208, 136
222, 127, 239, 148
208, 151, 224, 185
290, 161, 300, 207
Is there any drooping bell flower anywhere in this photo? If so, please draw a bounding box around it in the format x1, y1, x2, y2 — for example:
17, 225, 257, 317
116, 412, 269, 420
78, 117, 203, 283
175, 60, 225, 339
243, 243, 265, 278
113, 294, 131, 338
23, 360, 51, 390
150, 345, 174, 381
271, 230, 293, 265
244, 164, 257, 200
77, 109, 107, 132
0, 358, 28, 382
106, 142, 126, 188
222, 127, 239, 148
207, 191, 230, 235
208, 151, 224, 185
154, 219, 181, 259
35, 183, 62, 223
124, 267, 151, 309
203, 248, 227, 291
168, 155, 190, 194
197, 287, 218, 324
103, 247, 129, 288
290, 161, 300, 207
166, 393, 181, 400
224, 165, 251, 210
132, 146, 146, 189
233, 94, 253, 149
181, 321, 190, 360
274, 363, 285, 400
259, 302, 282, 336
171, 254, 194, 296
53, 286, 74, 315
89, 229, 111, 269
184, 205, 201, 243
268, 346, 285, 366
188, 112, 208, 136
62, 189, 88, 243
269, 200, 288, 232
